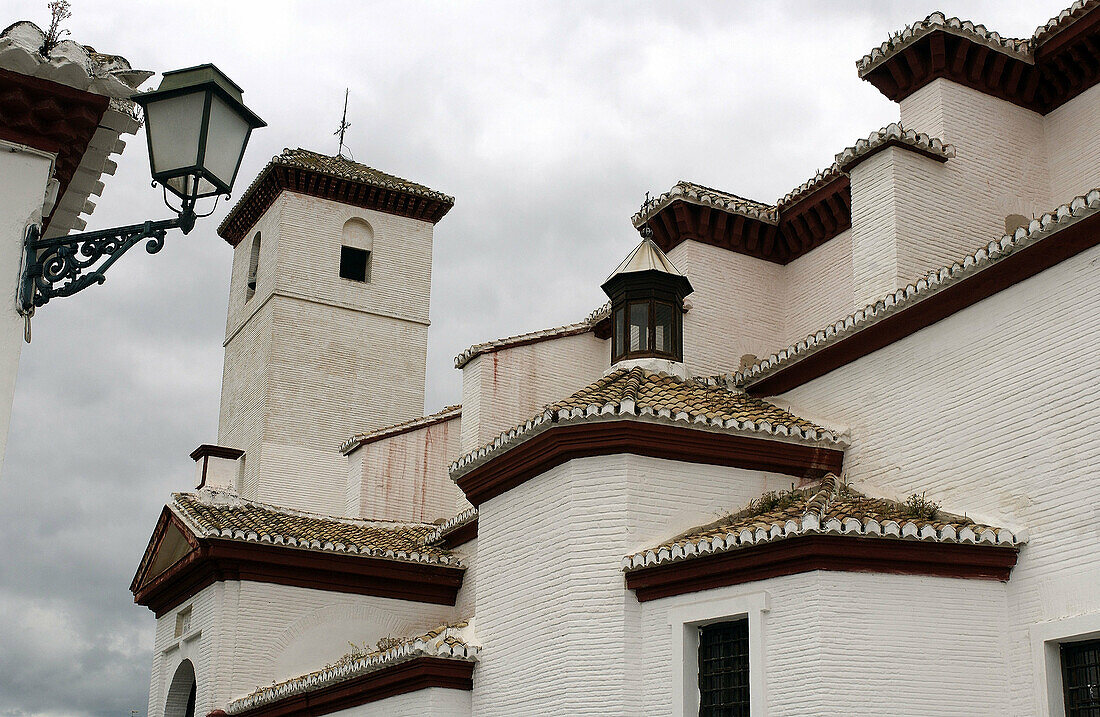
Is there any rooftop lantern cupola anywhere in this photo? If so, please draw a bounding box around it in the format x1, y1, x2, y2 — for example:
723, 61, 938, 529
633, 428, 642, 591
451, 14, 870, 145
601, 226, 693, 367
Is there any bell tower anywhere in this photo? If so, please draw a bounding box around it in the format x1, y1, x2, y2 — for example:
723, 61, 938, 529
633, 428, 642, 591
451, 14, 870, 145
214, 148, 453, 514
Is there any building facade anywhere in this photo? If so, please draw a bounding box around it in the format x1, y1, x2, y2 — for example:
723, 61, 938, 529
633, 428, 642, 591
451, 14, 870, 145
133, 3, 1100, 716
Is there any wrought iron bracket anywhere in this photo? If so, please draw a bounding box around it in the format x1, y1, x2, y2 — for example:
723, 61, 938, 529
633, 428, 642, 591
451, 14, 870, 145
19, 209, 196, 315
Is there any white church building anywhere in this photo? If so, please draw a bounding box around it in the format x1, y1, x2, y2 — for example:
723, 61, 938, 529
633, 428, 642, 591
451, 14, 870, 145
132, 3, 1100, 715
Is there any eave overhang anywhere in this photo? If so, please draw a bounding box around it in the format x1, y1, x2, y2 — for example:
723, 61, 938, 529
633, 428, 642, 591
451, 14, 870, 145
625, 534, 1019, 602
131, 528, 465, 617
218, 161, 453, 246
737, 191, 1100, 396
452, 418, 844, 508
223, 656, 474, 717
860, 8, 1100, 115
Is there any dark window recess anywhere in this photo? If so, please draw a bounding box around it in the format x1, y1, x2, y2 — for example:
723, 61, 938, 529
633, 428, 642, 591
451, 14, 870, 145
698, 619, 750, 717
1063, 639, 1100, 716
340, 246, 370, 282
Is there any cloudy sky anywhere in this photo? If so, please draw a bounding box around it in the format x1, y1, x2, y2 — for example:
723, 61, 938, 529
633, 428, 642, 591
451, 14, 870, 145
0, 1, 1070, 714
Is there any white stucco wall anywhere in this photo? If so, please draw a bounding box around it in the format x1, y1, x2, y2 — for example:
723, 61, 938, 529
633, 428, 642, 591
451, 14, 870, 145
147, 579, 463, 716
0, 143, 53, 475
458, 332, 607, 454
218, 191, 436, 515
336, 688, 472, 716
781, 229, 855, 346
473, 452, 805, 715
346, 413, 470, 521
777, 241, 1100, 716
639, 572, 1010, 716
667, 240, 786, 377
1043, 82, 1100, 202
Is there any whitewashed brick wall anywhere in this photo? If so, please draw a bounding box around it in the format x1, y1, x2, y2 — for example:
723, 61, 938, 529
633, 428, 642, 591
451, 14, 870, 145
458, 332, 607, 454
778, 242, 1100, 715
218, 190, 436, 515
337, 688, 472, 716
147, 579, 462, 715
781, 229, 855, 345
668, 241, 786, 377
640, 572, 1010, 715
346, 413, 470, 521
1044, 82, 1100, 202
474, 452, 799, 715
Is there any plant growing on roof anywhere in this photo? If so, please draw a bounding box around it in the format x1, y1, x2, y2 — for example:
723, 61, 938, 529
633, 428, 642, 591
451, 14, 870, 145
749, 485, 803, 515
902, 492, 941, 520
40, 0, 71, 56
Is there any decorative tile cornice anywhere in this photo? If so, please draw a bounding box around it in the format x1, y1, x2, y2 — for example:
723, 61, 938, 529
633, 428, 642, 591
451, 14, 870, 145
732, 189, 1100, 391
630, 180, 777, 229
623, 474, 1026, 572
1033, 1, 1100, 47
454, 320, 594, 369
450, 367, 846, 481
226, 622, 478, 714
855, 12, 1032, 77
423, 508, 478, 546
834, 123, 954, 172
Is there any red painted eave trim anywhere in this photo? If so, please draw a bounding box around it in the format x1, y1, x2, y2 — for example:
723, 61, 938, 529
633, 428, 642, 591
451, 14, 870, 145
132, 537, 465, 617
625, 534, 1019, 602
228, 656, 474, 717
745, 209, 1100, 397
454, 420, 844, 508
437, 517, 478, 549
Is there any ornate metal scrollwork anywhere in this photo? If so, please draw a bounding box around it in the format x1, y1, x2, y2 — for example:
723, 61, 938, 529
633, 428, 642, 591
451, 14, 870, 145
20, 210, 195, 314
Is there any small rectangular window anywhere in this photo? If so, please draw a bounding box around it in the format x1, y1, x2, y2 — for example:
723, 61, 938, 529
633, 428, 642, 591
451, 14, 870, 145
1062, 639, 1100, 716
628, 301, 649, 353
340, 246, 370, 282
699, 619, 749, 717
174, 606, 192, 638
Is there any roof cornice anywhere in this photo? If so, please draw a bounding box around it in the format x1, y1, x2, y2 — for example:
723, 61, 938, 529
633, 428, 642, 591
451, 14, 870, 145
734, 190, 1100, 396
625, 534, 1019, 602
131, 535, 465, 617
452, 418, 844, 508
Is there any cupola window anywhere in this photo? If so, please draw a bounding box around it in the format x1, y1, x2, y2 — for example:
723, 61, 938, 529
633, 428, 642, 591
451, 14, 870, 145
602, 228, 692, 364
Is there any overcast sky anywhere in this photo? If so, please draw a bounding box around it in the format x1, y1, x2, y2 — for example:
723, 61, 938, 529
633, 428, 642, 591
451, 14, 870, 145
0, 1, 1071, 714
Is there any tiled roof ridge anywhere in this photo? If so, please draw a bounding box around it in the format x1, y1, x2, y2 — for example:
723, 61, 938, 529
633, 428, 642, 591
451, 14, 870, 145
622, 473, 1028, 572
340, 404, 461, 454
855, 11, 1033, 77
423, 507, 478, 545
731, 188, 1100, 387
834, 122, 954, 171
634, 124, 950, 225
631, 180, 778, 228
1033, 1, 1100, 45
449, 367, 847, 479
275, 147, 455, 204
454, 319, 595, 368
170, 491, 459, 566
225, 621, 478, 714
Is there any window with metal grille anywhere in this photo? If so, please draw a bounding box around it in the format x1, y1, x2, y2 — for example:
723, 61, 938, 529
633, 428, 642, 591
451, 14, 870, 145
1063, 639, 1100, 716
698, 619, 750, 717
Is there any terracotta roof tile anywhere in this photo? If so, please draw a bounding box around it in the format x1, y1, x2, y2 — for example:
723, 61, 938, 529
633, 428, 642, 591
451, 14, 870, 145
340, 404, 461, 454
171, 491, 458, 565
623, 474, 1027, 571
450, 367, 845, 477
225, 621, 478, 714
273, 148, 454, 205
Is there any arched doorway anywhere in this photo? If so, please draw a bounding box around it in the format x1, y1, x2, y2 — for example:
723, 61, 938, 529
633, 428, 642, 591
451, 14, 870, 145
164, 659, 197, 717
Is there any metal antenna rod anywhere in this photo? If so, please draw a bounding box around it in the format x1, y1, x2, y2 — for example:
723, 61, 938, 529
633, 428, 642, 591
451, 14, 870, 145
335, 88, 351, 157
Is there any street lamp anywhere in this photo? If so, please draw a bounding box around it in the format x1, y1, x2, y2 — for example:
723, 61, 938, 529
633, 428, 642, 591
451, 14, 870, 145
19, 64, 265, 318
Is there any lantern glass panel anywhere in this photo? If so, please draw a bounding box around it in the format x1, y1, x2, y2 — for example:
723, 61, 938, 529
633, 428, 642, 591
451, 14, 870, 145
629, 301, 649, 352
144, 91, 205, 177
655, 302, 674, 354
614, 307, 625, 360
203, 92, 252, 189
